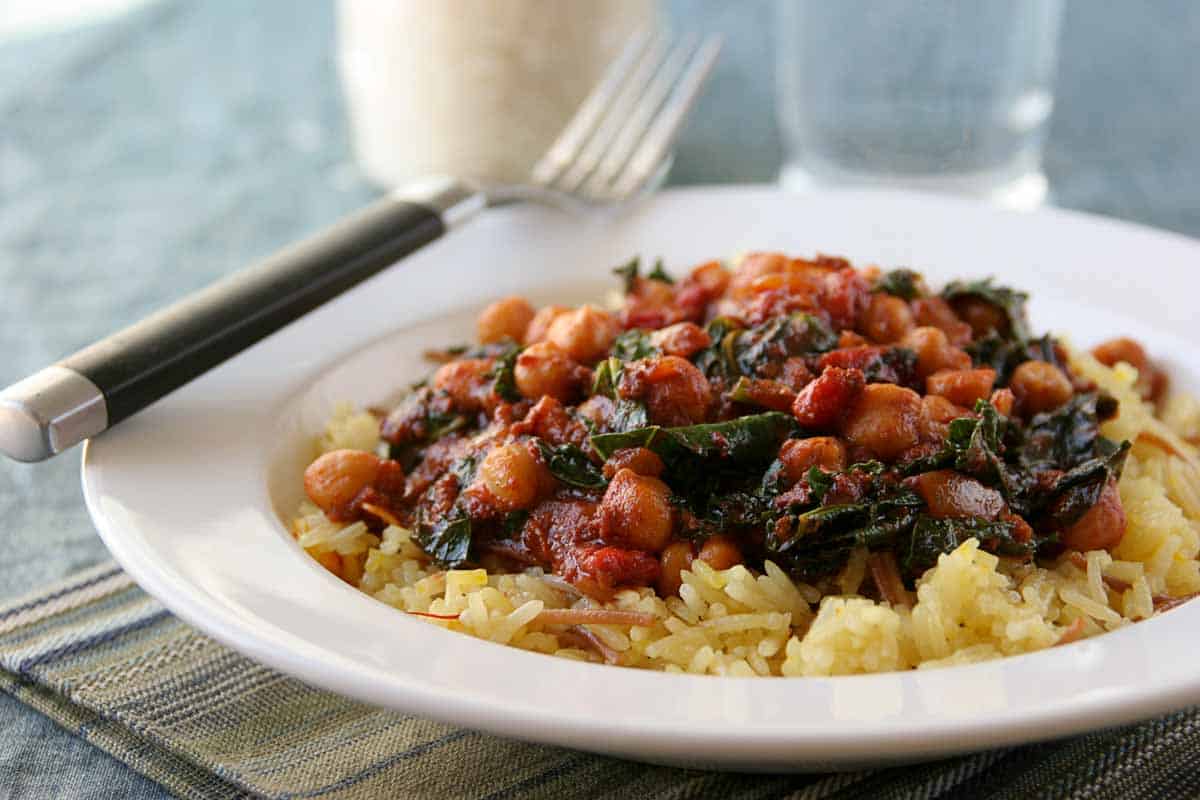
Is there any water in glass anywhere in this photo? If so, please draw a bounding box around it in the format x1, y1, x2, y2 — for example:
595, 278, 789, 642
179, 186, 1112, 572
776, 0, 1064, 209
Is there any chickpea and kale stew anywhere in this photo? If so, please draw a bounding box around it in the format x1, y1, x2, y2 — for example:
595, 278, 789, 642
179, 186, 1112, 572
303, 253, 1170, 607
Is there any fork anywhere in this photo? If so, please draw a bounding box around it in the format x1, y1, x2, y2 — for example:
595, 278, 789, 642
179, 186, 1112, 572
0, 30, 721, 463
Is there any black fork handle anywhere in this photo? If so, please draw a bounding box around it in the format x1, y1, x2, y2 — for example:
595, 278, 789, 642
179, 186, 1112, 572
0, 177, 484, 462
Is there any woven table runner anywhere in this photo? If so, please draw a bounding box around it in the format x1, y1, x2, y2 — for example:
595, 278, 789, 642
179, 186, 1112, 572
1, 563, 1198, 799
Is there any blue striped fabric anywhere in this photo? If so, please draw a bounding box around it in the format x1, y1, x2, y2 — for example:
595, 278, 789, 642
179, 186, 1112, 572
1, 563, 1199, 799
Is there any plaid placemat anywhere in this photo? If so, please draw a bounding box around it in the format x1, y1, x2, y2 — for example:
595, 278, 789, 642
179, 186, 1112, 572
2, 563, 1199, 799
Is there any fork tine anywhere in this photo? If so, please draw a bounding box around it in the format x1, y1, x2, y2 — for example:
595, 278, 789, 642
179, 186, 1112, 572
609, 35, 722, 200
530, 28, 653, 188
553, 33, 670, 193
583, 34, 700, 197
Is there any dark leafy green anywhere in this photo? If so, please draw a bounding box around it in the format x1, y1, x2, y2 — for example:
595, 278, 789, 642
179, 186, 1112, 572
667, 412, 798, 463
942, 277, 1032, 340
592, 412, 796, 465
862, 347, 919, 386
536, 440, 607, 489
733, 313, 837, 378
613, 257, 640, 293
488, 343, 522, 403
611, 329, 660, 362
647, 259, 674, 284
766, 490, 924, 581
612, 256, 671, 293
609, 400, 650, 433
967, 333, 1064, 386
873, 269, 923, 300
900, 515, 1032, 577
1015, 392, 1117, 473
591, 357, 623, 399
1034, 440, 1130, 533
692, 316, 743, 380
415, 514, 472, 567
502, 510, 529, 537
800, 463, 854, 506
448, 453, 479, 488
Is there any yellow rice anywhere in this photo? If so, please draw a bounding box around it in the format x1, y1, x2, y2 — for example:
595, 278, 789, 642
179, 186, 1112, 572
291, 350, 1200, 676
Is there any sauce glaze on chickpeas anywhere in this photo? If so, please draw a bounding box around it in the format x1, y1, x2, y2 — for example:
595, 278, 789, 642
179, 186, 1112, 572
310, 253, 1143, 602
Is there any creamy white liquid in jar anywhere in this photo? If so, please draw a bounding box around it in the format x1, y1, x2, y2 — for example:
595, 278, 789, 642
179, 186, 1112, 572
337, 0, 658, 187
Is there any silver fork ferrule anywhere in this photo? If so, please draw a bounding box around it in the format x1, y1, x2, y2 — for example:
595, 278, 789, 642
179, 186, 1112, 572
0, 366, 108, 462
392, 176, 486, 230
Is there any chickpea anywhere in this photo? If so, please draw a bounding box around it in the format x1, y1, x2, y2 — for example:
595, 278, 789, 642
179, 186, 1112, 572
650, 322, 711, 358
546, 305, 617, 363
1061, 479, 1126, 552
619, 355, 712, 427
576, 394, 614, 431
687, 260, 730, 297
951, 297, 1009, 337
925, 367, 996, 408
838, 330, 870, 349
697, 534, 743, 570
860, 293, 915, 343
514, 341, 580, 402
304, 449, 383, 513
603, 447, 665, 479
477, 296, 535, 344
634, 277, 676, 306
921, 394, 965, 425
657, 540, 695, 597
479, 441, 545, 511
1092, 337, 1148, 372
911, 470, 1004, 519
900, 326, 972, 380
523, 305, 569, 345
989, 387, 1016, 417
1093, 337, 1168, 402
1010, 360, 1073, 415
729, 252, 788, 297
911, 297, 973, 346
432, 358, 493, 409
779, 437, 847, 482
780, 357, 815, 391
601, 468, 675, 552
839, 383, 923, 462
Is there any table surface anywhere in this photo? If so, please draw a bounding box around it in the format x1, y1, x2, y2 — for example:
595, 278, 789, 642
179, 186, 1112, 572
1, 1, 1198, 797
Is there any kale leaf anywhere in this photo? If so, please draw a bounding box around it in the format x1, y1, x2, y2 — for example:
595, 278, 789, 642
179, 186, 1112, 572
733, 313, 837, 378
1014, 391, 1117, 473
591, 357, 623, 399
942, 278, 1032, 341
967, 333, 1064, 386
590, 412, 796, 465
613, 257, 640, 293
692, 316, 743, 380
647, 258, 674, 284
414, 513, 472, 568
611, 329, 660, 362
535, 440, 607, 489
765, 490, 923, 581
488, 343, 522, 403
873, 269, 924, 300
609, 400, 650, 433
899, 515, 1032, 577
862, 347, 919, 386
612, 256, 671, 293
1033, 439, 1130, 533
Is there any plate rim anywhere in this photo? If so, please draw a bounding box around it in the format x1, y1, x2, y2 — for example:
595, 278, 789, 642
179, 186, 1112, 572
81, 185, 1200, 768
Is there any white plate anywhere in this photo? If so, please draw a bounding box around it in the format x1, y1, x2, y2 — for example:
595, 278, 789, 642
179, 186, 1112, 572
83, 187, 1200, 771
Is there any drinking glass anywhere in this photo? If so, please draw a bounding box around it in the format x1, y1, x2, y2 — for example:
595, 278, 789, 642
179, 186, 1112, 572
776, 0, 1064, 209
